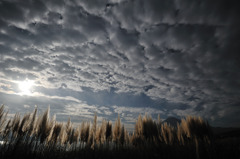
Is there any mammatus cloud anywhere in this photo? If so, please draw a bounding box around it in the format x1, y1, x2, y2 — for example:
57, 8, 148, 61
0, 0, 240, 127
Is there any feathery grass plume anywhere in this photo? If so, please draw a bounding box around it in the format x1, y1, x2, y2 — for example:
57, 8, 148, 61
12, 113, 31, 150
46, 115, 57, 144
47, 114, 56, 142
105, 121, 112, 142
59, 128, 67, 145
161, 123, 174, 145
177, 123, 185, 145
50, 122, 63, 143
11, 113, 21, 138
92, 113, 97, 138
156, 114, 163, 143
37, 107, 53, 143
66, 118, 72, 134
69, 128, 75, 145
0, 105, 8, 133
80, 122, 85, 142
7, 113, 21, 151
0, 104, 4, 118
158, 114, 161, 125
125, 130, 130, 145
169, 125, 176, 145
0, 104, 5, 132
88, 113, 97, 149
95, 127, 102, 145
2, 119, 12, 140
67, 127, 79, 151
80, 122, 90, 143
135, 114, 143, 136
28, 107, 37, 136
186, 116, 199, 138
96, 119, 106, 145
142, 114, 158, 141
161, 123, 168, 144
132, 115, 145, 147
18, 113, 31, 137
65, 118, 73, 143
80, 122, 85, 144
186, 116, 212, 141
101, 120, 107, 143
34, 113, 41, 137
131, 131, 144, 147
72, 126, 80, 145
181, 118, 190, 138
113, 114, 121, 144
88, 129, 94, 149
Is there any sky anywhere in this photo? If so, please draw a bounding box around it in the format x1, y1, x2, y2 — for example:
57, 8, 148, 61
0, 0, 240, 129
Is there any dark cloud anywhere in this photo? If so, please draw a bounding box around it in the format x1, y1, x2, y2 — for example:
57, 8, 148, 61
0, 0, 240, 127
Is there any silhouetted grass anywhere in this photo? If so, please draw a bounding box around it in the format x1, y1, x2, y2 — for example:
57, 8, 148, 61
0, 104, 239, 159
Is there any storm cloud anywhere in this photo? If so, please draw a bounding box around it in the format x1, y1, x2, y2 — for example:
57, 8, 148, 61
0, 0, 240, 128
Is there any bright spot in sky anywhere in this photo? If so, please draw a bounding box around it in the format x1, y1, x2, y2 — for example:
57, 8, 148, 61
18, 80, 34, 95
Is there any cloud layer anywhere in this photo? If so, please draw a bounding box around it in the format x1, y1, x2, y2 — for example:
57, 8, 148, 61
0, 0, 240, 127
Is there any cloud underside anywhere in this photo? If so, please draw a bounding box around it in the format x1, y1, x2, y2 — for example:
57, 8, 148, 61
0, 0, 240, 127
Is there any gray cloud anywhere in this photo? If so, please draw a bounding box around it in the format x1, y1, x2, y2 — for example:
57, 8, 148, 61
0, 0, 240, 127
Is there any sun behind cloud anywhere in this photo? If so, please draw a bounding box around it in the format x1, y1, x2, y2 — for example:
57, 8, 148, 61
18, 79, 35, 96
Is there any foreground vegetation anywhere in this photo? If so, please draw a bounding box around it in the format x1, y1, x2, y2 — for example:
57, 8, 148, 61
0, 105, 239, 159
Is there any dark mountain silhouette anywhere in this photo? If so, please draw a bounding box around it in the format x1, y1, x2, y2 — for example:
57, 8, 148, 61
163, 117, 181, 128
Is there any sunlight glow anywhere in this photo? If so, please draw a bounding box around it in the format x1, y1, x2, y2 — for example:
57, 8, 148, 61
18, 79, 34, 95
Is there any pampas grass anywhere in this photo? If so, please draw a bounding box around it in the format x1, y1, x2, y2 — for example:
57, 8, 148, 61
0, 105, 8, 133
105, 121, 112, 143
0, 106, 223, 159
36, 107, 53, 144
113, 114, 121, 145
